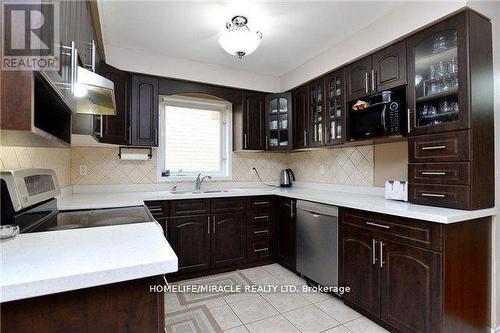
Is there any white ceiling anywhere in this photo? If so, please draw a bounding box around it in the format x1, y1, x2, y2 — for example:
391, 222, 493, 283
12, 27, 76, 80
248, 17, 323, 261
99, 1, 405, 77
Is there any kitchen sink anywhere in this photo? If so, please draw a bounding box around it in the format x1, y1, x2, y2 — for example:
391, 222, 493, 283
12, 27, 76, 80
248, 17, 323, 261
169, 190, 229, 194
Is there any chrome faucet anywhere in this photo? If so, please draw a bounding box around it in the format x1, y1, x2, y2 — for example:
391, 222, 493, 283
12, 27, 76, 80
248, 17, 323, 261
195, 173, 212, 191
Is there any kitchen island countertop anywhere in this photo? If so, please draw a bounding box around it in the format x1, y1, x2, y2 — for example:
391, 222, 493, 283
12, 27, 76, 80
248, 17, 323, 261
1, 222, 177, 303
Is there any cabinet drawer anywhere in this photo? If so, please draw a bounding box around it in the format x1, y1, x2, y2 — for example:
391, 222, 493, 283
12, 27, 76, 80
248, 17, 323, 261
247, 238, 273, 262
409, 184, 470, 210
340, 209, 442, 251
145, 200, 169, 218
408, 162, 470, 185
409, 130, 470, 162
211, 198, 245, 213
248, 197, 272, 211
248, 223, 272, 238
248, 210, 272, 225
170, 199, 210, 216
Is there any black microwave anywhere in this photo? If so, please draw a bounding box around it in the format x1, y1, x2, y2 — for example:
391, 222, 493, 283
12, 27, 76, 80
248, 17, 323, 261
348, 92, 405, 141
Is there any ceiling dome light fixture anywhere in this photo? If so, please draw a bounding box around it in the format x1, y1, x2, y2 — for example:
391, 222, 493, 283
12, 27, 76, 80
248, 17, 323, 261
218, 16, 262, 59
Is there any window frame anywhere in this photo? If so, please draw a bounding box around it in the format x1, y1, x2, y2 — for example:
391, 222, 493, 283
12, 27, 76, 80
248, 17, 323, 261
157, 95, 233, 182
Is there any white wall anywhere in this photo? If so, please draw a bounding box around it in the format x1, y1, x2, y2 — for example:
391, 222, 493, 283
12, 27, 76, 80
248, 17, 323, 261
279, 1, 466, 91
105, 45, 281, 93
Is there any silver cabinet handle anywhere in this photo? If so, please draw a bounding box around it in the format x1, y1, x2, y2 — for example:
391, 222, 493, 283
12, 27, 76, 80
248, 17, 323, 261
304, 130, 307, 147
366, 221, 390, 229
290, 200, 295, 218
254, 215, 269, 220
98, 115, 104, 137
254, 230, 269, 234
254, 248, 269, 253
379, 242, 385, 268
324, 125, 328, 144
253, 201, 269, 205
422, 145, 446, 150
212, 216, 216, 234
265, 135, 269, 150
371, 69, 376, 92
421, 171, 447, 176
372, 239, 378, 265
407, 108, 411, 134
207, 216, 210, 234
244, 134, 247, 149
365, 72, 369, 93
421, 193, 446, 198
148, 207, 163, 212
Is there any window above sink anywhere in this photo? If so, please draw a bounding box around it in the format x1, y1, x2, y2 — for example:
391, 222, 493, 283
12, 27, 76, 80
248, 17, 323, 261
157, 95, 233, 182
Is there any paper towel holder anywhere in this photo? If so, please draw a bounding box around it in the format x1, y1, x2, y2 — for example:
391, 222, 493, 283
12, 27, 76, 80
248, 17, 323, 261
118, 147, 153, 160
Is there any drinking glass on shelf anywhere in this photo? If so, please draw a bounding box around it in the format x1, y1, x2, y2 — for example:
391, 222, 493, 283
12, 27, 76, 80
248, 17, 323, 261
439, 100, 452, 114
433, 36, 448, 53
449, 57, 458, 74
436, 61, 448, 78
441, 78, 450, 92
429, 81, 441, 95
421, 105, 430, 117
450, 76, 458, 90
429, 64, 436, 80
270, 120, 278, 129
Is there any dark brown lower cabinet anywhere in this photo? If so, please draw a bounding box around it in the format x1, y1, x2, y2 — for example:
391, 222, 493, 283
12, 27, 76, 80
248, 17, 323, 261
1, 276, 164, 333
380, 240, 442, 333
340, 208, 491, 333
211, 212, 246, 269
169, 215, 211, 275
276, 197, 296, 270
340, 225, 380, 317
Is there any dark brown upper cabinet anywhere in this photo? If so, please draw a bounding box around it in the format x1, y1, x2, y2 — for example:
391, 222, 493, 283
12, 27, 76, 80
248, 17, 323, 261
265, 92, 293, 150
372, 41, 407, 92
324, 69, 346, 146
94, 64, 129, 145
346, 56, 372, 101
346, 41, 406, 102
130, 75, 159, 147
292, 85, 308, 149
407, 12, 469, 136
241, 91, 266, 150
307, 78, 325, 147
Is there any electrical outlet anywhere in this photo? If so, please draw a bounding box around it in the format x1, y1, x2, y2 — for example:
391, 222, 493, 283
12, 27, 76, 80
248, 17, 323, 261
79, 165, 88, 176
319, 165, 325, 175
250, 166, 256, 175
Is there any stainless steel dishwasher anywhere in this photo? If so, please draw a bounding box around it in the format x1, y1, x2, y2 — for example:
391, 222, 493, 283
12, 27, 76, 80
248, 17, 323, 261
296, 200, 339, 289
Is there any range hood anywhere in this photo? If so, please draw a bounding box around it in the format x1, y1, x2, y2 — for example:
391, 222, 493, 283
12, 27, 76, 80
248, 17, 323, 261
74, 66, 116, 115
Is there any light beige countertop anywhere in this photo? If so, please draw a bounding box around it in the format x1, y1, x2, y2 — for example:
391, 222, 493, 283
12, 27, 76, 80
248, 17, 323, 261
57, 182, 497, 224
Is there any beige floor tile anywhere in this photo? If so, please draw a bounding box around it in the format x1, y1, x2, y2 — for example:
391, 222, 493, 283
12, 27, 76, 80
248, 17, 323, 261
240, 267, 277, 284
209, 304, 243, 330
299, 290, 333, 303
283, 305, 340, 333
164, 292, 187, 314
186, 296, 227, 309
224, 325, 249, 333
261, 292, 310, 313
322, 325, 353, 333
246, 315, 301, 333
315, 298, 362, 323
224, 291, 260, 304
344, 317, 389, 333
261, 264, 293, 277
228, 296, 279, 324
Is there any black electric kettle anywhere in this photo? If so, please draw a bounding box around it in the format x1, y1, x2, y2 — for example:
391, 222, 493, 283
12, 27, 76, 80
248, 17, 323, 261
280, 169, 295, 187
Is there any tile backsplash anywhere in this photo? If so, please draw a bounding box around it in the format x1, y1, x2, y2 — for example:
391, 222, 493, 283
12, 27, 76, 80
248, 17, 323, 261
289, 146, 374, 186
0, 145, 375, 187
0, 146, 71, 187
69, 146, 374, 186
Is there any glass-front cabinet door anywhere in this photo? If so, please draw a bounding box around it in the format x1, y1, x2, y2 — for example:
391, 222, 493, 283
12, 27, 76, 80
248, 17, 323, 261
308, 78, 325, 147
407, 13, 468, 135
324, 69, 345, 145
265, 92, 292, 150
